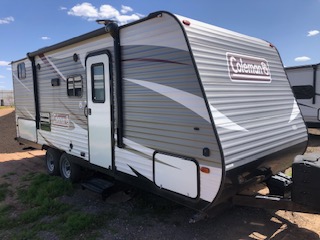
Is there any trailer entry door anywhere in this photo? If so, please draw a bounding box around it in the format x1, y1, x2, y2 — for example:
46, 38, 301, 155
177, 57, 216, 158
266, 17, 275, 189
86, 53, 112, 169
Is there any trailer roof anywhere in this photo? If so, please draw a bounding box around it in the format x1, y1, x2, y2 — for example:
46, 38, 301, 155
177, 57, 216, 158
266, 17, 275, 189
25, 11, 163, 59
11, 57, 28, 65
27, 27, 106, 58
285, 62, 320, 70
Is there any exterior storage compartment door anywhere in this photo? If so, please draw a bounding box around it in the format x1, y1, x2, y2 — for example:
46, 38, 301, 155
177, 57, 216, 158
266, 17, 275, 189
154, 152, 199, 198
17, 118, 37, 142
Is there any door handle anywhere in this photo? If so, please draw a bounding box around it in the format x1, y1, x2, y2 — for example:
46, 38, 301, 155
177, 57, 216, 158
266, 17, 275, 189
84, 105, 88, 118
84, 106, 92, 117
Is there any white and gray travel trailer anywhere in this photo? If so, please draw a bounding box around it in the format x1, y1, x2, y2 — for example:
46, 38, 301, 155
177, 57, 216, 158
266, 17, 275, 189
286, 63, 320, 128
12, 11, 308, 214
0, 90, 14, 106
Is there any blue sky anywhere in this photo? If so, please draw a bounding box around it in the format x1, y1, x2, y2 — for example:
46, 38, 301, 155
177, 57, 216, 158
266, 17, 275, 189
1, 0, 320, 90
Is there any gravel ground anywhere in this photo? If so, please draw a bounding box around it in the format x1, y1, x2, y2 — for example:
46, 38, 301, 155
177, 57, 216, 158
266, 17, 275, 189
1, 108, 320, 239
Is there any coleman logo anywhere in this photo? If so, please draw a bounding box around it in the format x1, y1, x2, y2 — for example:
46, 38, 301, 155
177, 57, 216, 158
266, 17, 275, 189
226, 52, 271, 83
52, 113, 70, 128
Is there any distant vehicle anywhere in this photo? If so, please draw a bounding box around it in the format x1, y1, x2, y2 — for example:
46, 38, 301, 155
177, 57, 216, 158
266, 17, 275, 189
286, 63, 320, 128
12, 11, 311, 218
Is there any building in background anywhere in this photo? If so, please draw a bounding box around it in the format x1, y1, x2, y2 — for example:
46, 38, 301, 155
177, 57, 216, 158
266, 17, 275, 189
0, 90, 14, 106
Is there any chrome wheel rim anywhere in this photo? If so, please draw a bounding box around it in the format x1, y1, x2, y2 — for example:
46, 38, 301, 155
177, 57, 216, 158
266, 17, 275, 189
46, 155, 55, 172
62, 157, 71, 178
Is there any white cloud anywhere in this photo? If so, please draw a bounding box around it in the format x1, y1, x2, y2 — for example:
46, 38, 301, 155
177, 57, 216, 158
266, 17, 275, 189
99, 5, 119, 19
60, 6, 67, 11
121, 5, 133, 14
6, 67, 11, 71
0, 75, 5, 79
0, 61, 10, 66
117, 14, 140, 23
295, 56, 311, 62
68, 2, 99, 19
67, 3, 143, 25
0, 16, 14, 24
41, 36, 51, 40
307, 30, 319, 37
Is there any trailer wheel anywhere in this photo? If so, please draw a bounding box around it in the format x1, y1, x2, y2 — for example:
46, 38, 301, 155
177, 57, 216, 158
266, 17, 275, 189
45, 148, 61, 176
59, 153, 81, 183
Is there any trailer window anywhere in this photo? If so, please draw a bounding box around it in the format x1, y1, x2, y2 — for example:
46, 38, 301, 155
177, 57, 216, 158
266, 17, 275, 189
17, 63, 26, 79
292, 85, 314, 99
67, 75, 82, 97
91, 63, 105, 103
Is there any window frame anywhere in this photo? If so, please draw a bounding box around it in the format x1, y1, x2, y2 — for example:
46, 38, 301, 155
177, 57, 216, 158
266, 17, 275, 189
17, 62, 26, 79
66, 75, 83, 97
91, 63, 105, 103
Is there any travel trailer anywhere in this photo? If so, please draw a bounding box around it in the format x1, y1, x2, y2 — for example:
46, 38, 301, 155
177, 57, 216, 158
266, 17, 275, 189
12, 11, 309, 216
286, 63, 320, 128
0, 90, 14, 106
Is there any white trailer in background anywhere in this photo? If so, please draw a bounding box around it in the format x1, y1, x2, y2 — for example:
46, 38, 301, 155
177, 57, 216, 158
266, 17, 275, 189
12, 11, 308, 214
286, 63, 320, 128
0, 90, 14, 106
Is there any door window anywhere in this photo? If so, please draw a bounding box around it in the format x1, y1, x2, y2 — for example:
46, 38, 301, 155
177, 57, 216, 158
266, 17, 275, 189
91, 63, 105, 103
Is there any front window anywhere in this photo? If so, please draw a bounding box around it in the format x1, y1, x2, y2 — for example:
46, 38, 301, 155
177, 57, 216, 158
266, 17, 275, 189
17, 63, 26, 79
292, 85, 314, 99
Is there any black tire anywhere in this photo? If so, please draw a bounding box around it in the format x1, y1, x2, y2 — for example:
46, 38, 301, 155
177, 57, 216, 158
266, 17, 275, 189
45, 148, 61, 176
59, 153, 81, 183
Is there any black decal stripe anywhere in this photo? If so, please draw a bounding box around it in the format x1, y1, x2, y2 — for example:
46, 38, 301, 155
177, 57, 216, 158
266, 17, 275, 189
154, 159, 180, 170
123, 58, 189, 66
128, 165, 154, 185
298, 103, 317, 109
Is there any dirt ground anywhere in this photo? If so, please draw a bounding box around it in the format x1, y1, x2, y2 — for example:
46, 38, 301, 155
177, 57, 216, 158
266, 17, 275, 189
1, 108, 320, 239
